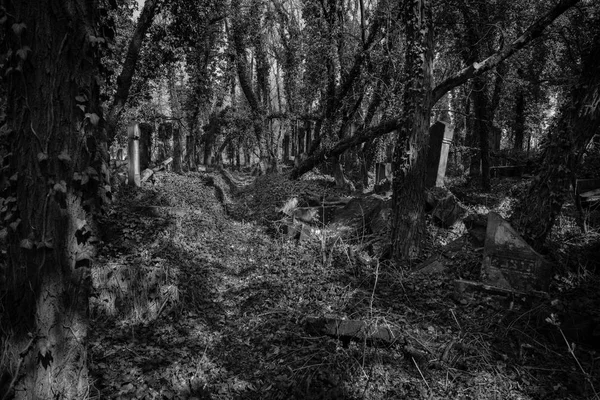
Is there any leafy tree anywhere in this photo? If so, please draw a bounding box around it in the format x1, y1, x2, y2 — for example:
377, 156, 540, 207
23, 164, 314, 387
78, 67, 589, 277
511, 4, 600, 250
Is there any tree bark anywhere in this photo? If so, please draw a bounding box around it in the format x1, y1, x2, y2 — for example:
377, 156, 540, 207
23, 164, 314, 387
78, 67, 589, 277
105, 0, 160, 143
1, 0, 108, 397
511, 25, 600, 251
513, 88, 526, 151
390, 0, 434, 261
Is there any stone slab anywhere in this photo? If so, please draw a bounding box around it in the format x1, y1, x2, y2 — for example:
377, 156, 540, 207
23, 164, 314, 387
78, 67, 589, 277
481, 212, 551, 291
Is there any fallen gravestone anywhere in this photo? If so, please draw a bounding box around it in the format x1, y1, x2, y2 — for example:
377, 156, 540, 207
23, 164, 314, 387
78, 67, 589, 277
481, 212, 551, 292
425, 187, 466, 228
304, 317, 405, 348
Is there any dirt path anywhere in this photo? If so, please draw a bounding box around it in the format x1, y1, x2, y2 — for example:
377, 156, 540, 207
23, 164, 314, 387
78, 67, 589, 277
89, 170, 370, 399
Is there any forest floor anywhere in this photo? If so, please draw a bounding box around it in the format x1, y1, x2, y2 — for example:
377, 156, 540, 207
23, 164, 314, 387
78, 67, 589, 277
89, 167, 600, 400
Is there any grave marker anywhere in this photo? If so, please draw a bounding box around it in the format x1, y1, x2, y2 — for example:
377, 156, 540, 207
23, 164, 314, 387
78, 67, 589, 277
127, 123, 141, 187
481, 212, 551, 292
425, 121, 454, 188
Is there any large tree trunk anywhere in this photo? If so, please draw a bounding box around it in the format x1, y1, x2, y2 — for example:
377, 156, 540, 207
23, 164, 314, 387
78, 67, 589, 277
1, 0, 108, 398
390, 0, 434, 261
511, 26, 600, 251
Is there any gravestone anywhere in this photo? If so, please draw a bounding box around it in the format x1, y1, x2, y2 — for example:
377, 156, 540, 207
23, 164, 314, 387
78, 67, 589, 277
127, 123, 141, 187
139, 122, 153, 170
481, 212, 551, 292
425, 121, 454, 188
305, 120, 313, 152
283, 134, 290, 162
158, 122, 173, 168
375, 162, 392, 184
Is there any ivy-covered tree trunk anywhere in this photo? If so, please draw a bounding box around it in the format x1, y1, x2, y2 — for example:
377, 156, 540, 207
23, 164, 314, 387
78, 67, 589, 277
1, 0, 108, 398
511, 26, 600, 250
390, 0, 433, 261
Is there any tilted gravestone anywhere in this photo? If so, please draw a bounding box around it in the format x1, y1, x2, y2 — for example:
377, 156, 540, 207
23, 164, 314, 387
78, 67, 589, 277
481, 212, 551, 292
425, 121, 454, 188
127, 123, 141, 187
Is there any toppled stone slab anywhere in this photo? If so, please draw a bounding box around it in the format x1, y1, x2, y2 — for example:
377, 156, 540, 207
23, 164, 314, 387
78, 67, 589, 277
482, 212, 551, 292
464, 213, 488, 246
333, 194, 389, 226
425, 188, 467, 228
304, 317, 405, 348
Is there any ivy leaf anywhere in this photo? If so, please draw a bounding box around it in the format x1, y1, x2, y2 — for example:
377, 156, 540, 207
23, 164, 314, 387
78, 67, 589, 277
19, 238, 34, 249
9, 219, 21, 231
58, 151, 71, 163
86, 113, 100, 126
75, 95, 87, 103
12, 22, 26, 36
53, 180, 67, 194
37, 152, 48, 162
16, 46, 31, 60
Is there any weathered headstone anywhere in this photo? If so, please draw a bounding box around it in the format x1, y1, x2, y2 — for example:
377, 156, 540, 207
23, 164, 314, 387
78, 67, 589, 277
138, 122, 153, 171
425, 121, 454, 188
283, 134, 290, 162
305, 120, 313, 152
127, 123, 141, 187
425, 188, 466, 227
375, 162, 392, 184
481, 212, 551, 291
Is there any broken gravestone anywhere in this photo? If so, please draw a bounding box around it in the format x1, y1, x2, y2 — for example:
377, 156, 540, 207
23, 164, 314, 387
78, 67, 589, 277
481, 212, 551, 292
425, 187, 466, 228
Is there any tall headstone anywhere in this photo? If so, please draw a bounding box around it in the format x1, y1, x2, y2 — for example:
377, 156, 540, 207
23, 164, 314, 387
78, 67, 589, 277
375, 162, 392, 184
425, 121, 454, 188
305, 120, 312, 152
297, 125, 305, 155
283, 134, 290, 162
127, 123, 141, 187
138, 122, 153, 170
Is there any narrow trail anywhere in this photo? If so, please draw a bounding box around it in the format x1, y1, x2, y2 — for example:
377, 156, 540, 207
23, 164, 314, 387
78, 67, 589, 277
89, 170, 372, 399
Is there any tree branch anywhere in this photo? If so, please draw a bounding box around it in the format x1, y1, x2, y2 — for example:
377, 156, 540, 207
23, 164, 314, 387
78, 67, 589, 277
105, 0, 160, 142
431, 0, 580, 106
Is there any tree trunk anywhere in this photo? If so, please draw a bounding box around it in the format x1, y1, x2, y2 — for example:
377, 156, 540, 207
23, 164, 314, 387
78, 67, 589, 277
472, 77, 491, 191
173, 126, 183, 173
1, 1, 108, 397
514, 88, 526, 151
511, 26, 600, 251
390, 0, 434, 261
105, 0, 159, 143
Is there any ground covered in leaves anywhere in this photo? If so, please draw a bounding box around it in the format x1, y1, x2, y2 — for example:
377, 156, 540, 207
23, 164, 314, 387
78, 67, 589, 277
89, 169, 600, 400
